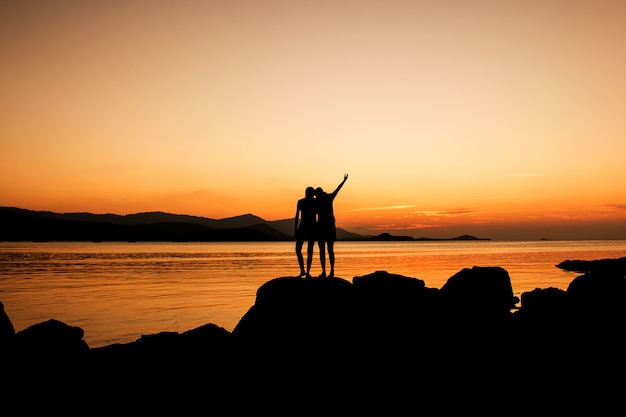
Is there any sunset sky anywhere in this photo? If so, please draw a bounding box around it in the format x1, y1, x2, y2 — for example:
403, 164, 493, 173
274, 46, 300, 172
2, 1, 626, 240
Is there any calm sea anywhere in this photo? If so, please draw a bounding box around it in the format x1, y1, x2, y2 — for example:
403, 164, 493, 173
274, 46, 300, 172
1, 240, 624, 348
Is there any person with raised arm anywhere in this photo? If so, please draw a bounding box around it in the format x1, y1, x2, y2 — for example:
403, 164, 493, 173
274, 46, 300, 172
314, 173, 348, 278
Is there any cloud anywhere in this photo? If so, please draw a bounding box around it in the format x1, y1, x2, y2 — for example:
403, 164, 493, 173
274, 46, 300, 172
350, 206, 477, 216
412, 208, 477, 217
353, 208, 479, 232
348, 205, 416, 212
370, 223, 439, 231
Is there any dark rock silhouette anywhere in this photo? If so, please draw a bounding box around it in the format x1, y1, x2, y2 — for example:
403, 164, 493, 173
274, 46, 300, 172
13, 318, 88, 357
440, 266, 518, 318
3, 257, 626, 412
557, 256, 626, 275
0, 301, 15, 345
352, 270, 440, 335
233, 275, 356, 350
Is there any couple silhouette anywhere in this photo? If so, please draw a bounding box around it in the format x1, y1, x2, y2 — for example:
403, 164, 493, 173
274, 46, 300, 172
295, 174, 348, 278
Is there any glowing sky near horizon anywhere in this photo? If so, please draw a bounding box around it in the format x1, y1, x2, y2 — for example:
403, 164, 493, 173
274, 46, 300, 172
2, 0, 626, 240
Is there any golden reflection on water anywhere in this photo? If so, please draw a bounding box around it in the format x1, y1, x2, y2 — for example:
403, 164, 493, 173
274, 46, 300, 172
0, 241, 624, 348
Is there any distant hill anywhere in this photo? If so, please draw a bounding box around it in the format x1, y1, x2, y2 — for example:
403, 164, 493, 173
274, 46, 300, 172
0, 207, 489, 242
15, 209, 265, 229
0, 207, 289, 242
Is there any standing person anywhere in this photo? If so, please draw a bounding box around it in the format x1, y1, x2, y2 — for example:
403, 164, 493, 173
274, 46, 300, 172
314, 173, 348, 278
295, 186, 317, 278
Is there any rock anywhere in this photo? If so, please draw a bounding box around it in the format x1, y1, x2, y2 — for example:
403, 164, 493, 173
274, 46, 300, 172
233, 276, 356, 349
566, 270, 626, 326
89, 322, 233, 362
518, 287, 568, 321
0, 301, 15, 348
514, 287, 570, 349
556, 256, 626, 275
14, 318, 88, 358
351, 270, 440, 342
440, 266, 519, 320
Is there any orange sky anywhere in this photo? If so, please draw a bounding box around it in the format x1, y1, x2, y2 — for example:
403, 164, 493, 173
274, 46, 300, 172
2, 1, 626, 240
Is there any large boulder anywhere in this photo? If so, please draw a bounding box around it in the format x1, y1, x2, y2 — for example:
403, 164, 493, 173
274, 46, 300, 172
440, 266, 518, 321
517, 287, 568, 323
233, 276, 356, 349
351, 270, 440, 341
513, 287, 571, 354
14, 318, 88, 358
8, 318, 89, 391
566, 271, 626, 327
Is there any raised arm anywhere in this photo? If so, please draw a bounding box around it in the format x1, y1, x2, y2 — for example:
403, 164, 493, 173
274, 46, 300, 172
330, 173, 348, 198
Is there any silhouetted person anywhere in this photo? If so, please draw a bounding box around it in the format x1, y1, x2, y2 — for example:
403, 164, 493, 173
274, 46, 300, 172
295, 186, 317, 278
314, 173, 348, 278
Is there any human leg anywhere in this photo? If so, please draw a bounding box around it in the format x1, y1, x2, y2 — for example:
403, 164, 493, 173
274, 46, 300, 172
296, 240, 305, 277
318, 240, 326, 277
305, 240, 314, 277
328, 241, 335, 278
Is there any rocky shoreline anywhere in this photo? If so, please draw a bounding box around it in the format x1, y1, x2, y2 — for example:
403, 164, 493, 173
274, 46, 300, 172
3, 257, 626, 412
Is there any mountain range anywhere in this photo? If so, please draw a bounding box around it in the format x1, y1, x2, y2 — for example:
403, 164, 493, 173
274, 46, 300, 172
0, 206, 488, 242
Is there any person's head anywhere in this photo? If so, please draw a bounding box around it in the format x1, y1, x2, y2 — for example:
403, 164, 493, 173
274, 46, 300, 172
314, 187, 324, 198
305, 186, 315, 198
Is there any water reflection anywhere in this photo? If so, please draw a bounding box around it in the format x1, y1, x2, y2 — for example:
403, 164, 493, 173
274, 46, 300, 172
0, 240, 624, 348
